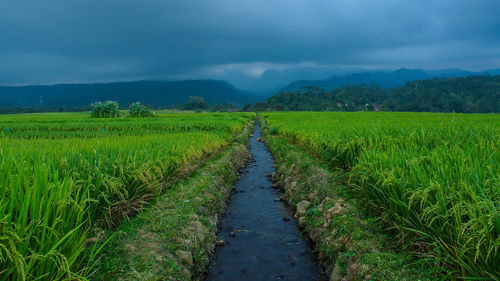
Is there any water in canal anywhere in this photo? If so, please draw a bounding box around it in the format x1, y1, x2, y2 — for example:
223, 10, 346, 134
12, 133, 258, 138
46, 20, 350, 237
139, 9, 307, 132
205, 124, 326, 281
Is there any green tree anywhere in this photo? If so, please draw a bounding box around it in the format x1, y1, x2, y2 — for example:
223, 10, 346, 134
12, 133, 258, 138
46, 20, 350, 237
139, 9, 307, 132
181, 96, 209, 110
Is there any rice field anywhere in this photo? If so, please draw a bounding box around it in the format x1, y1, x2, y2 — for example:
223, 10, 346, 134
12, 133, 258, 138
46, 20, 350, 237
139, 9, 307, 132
0, 112, 253, 280
261, 112, 500, 279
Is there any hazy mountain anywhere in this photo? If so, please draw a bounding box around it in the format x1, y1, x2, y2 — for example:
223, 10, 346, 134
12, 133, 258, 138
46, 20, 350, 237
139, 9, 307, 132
482, 69, 500, 75
425, 69, 474, 77
279, 68, 500, 92
0, 80, 255, 109
221, 67, 493, 94
282, 69, 431, 92
247, 67, 340, 93
204, 66, 347, 94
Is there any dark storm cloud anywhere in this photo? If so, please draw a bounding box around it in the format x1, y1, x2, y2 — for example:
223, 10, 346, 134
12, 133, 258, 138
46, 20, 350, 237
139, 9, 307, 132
1, 0, 499, 85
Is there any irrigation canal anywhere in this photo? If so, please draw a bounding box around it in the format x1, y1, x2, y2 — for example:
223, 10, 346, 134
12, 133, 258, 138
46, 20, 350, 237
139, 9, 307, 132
205, 124, 326, 280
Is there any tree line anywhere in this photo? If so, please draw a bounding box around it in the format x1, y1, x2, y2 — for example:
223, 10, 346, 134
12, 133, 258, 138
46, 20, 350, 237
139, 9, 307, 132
265, 75, 500, 113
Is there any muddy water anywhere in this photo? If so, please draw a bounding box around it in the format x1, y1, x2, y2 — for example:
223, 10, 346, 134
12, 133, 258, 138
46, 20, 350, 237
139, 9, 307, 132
206, 124, 325, 281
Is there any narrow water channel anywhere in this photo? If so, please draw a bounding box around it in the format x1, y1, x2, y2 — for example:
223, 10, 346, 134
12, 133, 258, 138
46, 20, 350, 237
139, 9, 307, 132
206, 124, 326, 281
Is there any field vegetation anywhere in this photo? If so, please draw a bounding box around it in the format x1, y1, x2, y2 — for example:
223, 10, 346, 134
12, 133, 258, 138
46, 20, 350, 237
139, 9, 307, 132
0, 111, 253, 280
261, 112, 499, 279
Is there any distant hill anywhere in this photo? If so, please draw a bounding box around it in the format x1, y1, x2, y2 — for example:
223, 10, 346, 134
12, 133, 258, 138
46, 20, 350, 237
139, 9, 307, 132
247, 67, 336, 93
267, 75, 500, 113
279, 68, 500, 92
0, 80, 255, 109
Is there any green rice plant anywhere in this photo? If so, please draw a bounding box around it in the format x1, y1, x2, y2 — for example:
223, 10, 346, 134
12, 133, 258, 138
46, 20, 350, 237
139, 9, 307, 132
0, 151, 93, 280
261, 111, 500, 279
0, 112, 254, 280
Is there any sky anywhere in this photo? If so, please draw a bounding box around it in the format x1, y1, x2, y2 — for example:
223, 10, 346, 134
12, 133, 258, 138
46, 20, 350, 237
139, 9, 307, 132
1, 0, 500, 87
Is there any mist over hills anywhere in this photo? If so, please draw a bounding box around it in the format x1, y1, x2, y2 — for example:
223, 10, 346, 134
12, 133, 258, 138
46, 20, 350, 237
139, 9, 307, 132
279, 68, 500, 92
242, 67, 342, 93
212, 67, 500, 94
0, 80, 256, 109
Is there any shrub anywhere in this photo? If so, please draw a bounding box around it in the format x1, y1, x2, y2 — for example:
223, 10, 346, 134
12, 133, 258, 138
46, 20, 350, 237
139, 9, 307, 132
90, 101, 120, 118
129, 102, 154, 117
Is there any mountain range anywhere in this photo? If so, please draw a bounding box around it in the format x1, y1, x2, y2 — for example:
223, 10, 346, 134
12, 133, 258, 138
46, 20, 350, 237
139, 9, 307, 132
1, 68, 500, 110
0, 80, 255, 109
279, 68, 500, 92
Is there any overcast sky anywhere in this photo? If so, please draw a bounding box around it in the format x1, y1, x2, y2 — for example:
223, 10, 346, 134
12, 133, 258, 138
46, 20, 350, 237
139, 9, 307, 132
1, 0, 500, 86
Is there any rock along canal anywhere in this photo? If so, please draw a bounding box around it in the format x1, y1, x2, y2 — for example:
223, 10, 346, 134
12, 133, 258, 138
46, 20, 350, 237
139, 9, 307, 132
205, 124, 326, 281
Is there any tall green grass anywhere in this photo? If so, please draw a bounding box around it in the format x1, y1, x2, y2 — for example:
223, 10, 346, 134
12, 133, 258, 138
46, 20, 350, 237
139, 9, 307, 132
262, 112, 499, 279
0, 112, 253, 280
